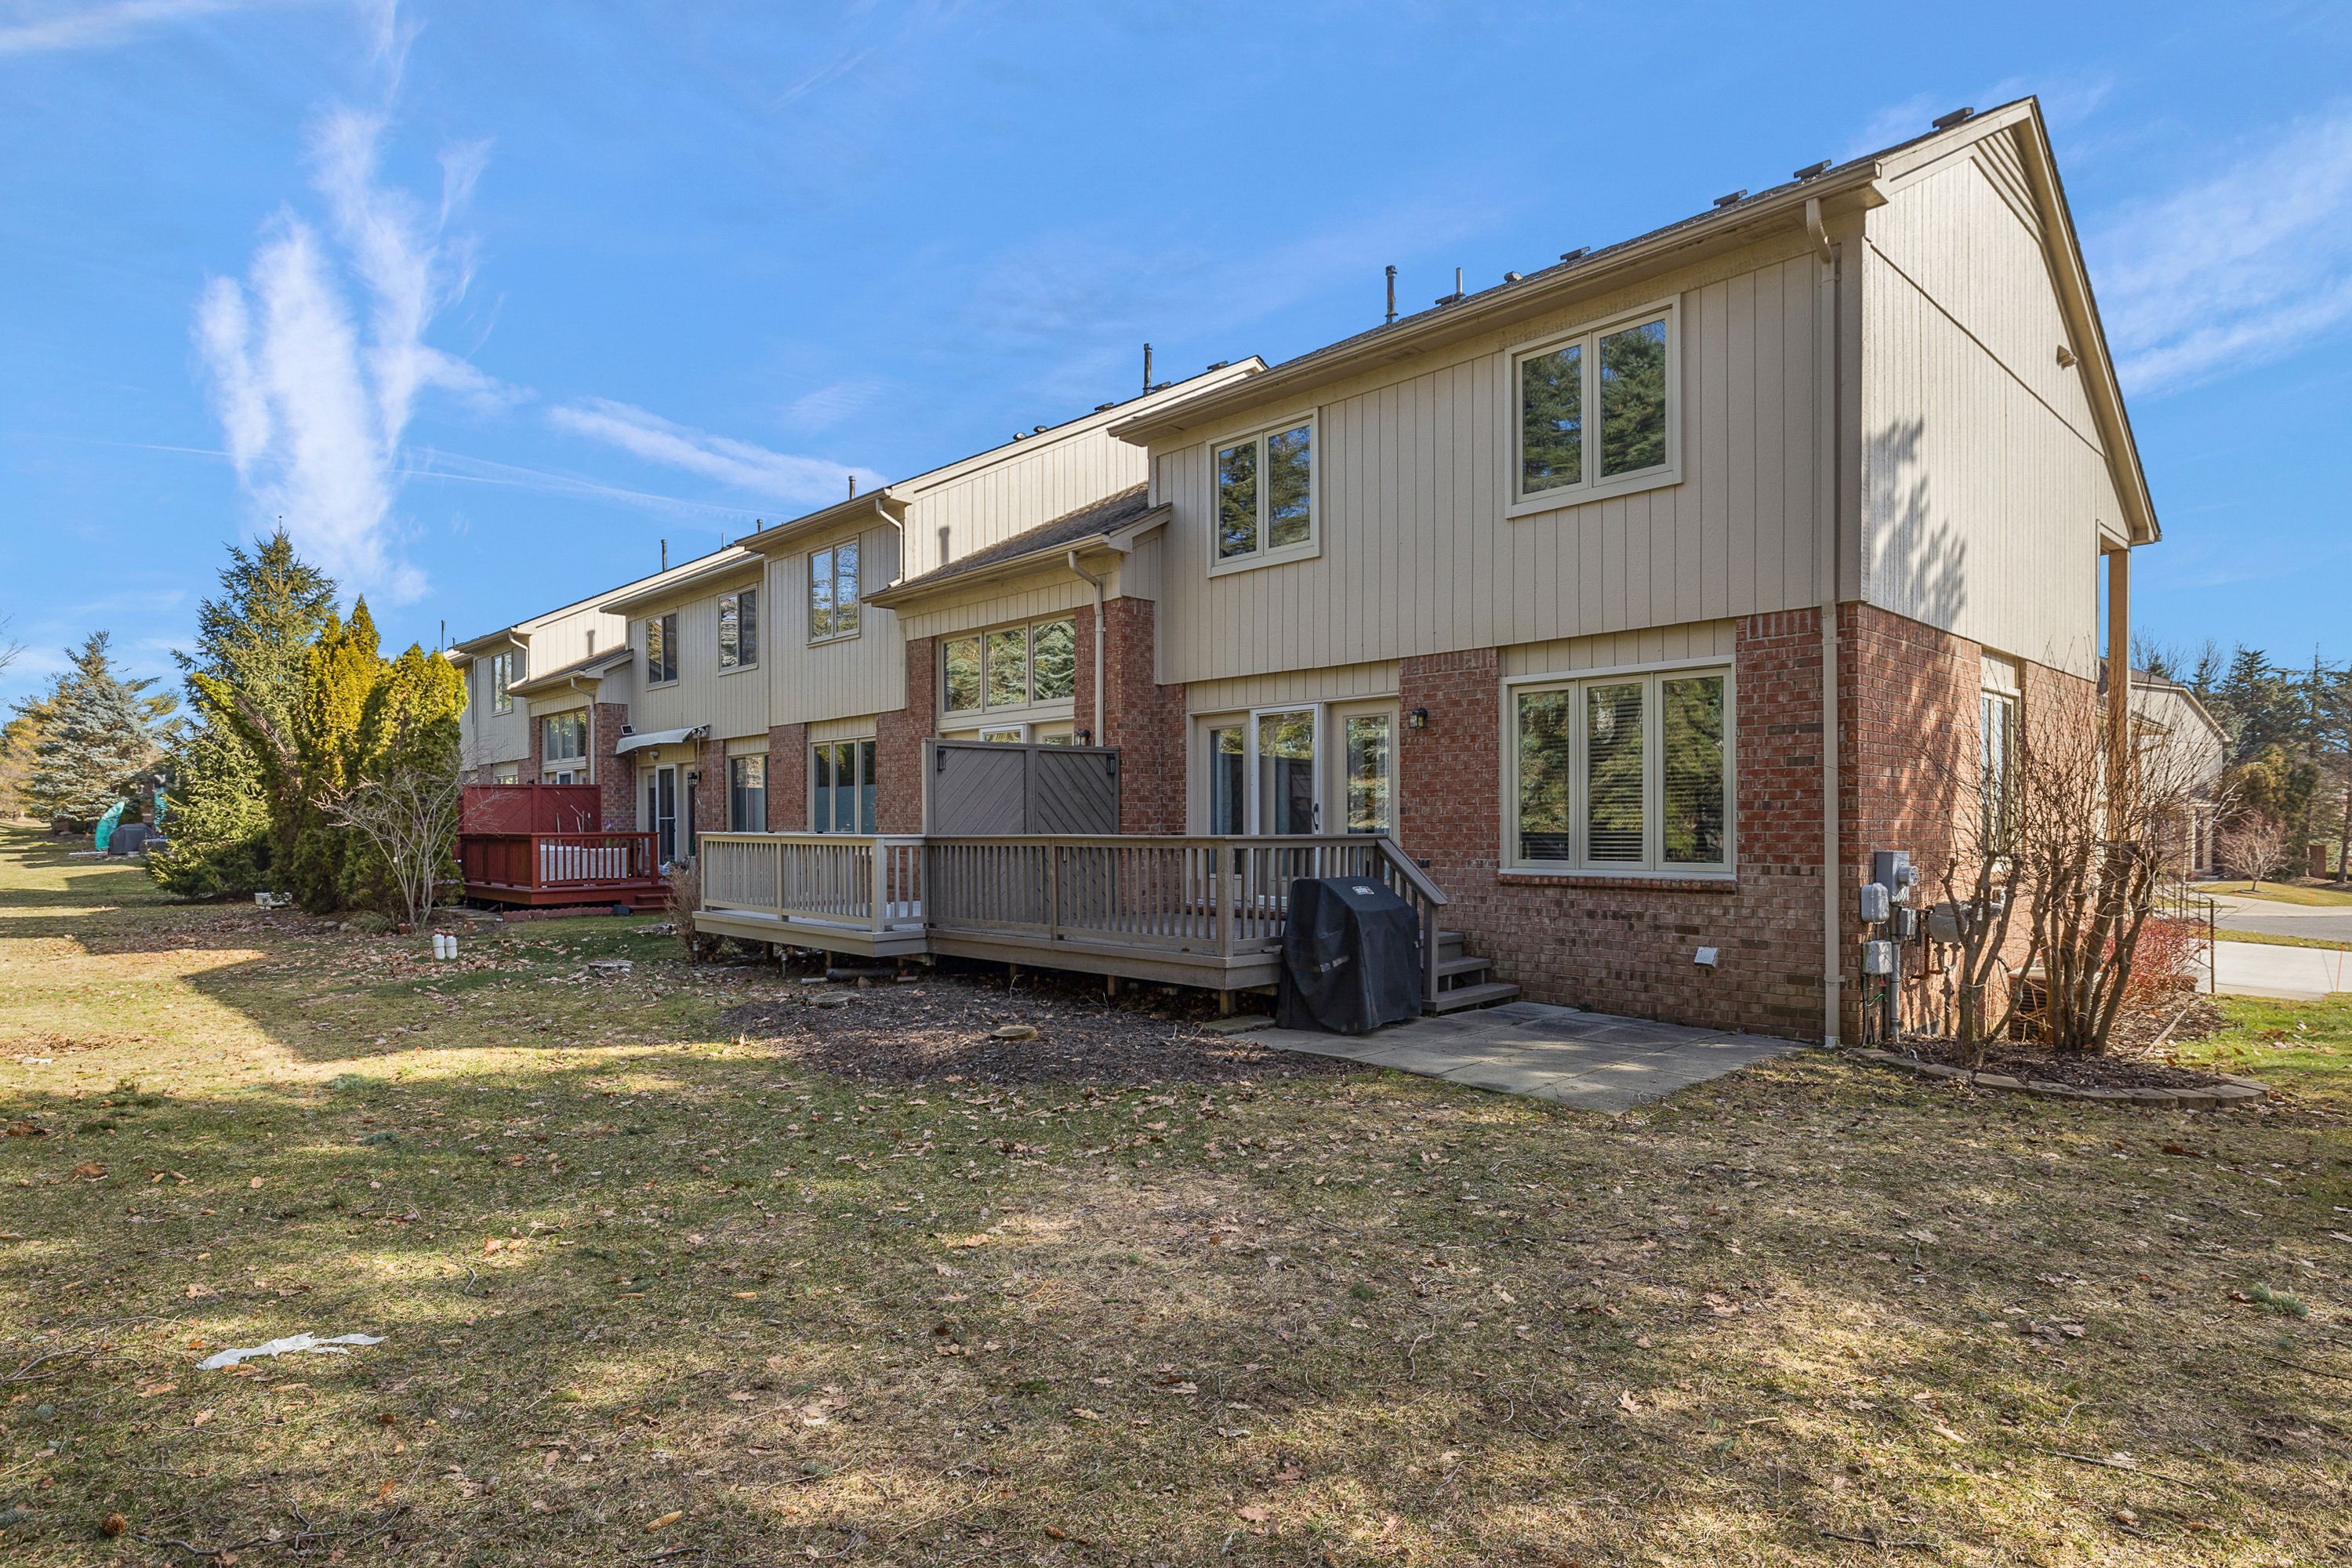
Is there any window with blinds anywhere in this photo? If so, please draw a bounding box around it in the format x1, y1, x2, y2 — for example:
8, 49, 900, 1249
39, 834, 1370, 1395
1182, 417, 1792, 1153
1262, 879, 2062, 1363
1510, 666, 1730, 873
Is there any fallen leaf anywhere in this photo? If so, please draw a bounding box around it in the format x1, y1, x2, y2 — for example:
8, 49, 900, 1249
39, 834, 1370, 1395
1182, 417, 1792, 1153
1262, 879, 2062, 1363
72, 1161, 107, 1180
190, 1409, 213, 1427
1617, 1390, 1645, 1416
1236, 1504, 1272, 1524
249, 1177, 264, 1189
645, 1510, 683, 1532
101, 1512, 127, 1537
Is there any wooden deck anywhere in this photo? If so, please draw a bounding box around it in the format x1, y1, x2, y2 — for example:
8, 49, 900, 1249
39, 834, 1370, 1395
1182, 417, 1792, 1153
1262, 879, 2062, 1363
459, 831, 668, 910
693, 832, 1450, 1001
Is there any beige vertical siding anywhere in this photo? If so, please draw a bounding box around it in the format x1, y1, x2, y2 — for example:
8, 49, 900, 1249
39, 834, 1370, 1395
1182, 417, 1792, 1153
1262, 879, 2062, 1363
1149, 237, 1829, 688
1185, 659, 1399, 714
768, 522, 906, 727
1860, 135, 2114, 677
626, 564, 769, 739
462, 656, 530, 768
899, 426, 1148, 578
1499, 619, 1737, 677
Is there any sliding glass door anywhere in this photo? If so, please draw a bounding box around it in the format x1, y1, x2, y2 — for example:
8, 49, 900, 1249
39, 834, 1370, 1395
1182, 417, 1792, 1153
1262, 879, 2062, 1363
1254, 708, 1319, 835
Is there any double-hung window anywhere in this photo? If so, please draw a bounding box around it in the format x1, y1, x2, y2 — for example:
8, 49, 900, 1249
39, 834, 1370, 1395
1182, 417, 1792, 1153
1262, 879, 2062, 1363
809, 541, 860, 641
727, 754, 767, 831
644, 612, 678, 684
488, 651, 517, 715
718, 589, 758, 669
1212, 416, 1316, 568
1510, 303, 1679, 514
942, 617, 1077, 717
1508, 666, 1730, 873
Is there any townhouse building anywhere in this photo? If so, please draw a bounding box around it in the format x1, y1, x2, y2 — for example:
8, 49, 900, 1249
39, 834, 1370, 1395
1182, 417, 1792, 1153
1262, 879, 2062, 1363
452, 98, 2161, 1044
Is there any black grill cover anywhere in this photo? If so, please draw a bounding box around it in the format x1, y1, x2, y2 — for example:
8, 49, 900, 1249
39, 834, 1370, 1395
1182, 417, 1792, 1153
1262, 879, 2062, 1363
1274, 876, 1424, 1034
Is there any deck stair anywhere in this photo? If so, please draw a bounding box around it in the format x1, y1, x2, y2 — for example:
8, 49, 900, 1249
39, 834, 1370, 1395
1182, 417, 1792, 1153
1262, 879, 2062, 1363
1428, 929, 1520, 1014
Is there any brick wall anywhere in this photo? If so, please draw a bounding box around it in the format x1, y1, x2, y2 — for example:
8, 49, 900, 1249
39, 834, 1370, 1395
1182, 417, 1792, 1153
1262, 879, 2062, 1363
1077, 597, 1187, 833
691, 738, 727, 845
876, 635, 935, 833
593, 702, 633, 831
524, 715, 544, 786
766, 722, 808, 833
1395, 619, 1830, 1040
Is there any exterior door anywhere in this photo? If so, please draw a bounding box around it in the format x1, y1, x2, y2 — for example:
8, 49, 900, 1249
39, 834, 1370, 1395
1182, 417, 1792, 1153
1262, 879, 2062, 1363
1338, 709, 1394, 835
684, 771, 699, 859
1253, 707, 1319, 835
650, 765, 678, 865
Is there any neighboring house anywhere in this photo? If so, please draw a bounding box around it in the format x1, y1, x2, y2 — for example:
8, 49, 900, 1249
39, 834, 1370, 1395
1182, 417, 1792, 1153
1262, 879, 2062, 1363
448, 97, 2163, 1043
2122, 667, 2228, 878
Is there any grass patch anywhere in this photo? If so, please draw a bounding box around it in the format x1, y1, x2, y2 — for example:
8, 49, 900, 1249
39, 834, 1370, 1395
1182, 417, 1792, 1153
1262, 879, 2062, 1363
2213, 927, 2352, 952
2, 826, 2350, 1565
2210, 880, 2352, 907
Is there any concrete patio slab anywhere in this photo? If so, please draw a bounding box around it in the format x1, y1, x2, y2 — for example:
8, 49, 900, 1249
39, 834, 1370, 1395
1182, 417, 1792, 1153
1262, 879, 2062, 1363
1254, 1000, 1801, 1111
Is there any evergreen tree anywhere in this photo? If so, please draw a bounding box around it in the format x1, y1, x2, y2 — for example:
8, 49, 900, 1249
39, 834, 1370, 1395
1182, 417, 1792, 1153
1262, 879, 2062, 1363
22, 633, 176, 826
281, 601, 385, 910
338, 641, 466, 912
151, 533, 338, 898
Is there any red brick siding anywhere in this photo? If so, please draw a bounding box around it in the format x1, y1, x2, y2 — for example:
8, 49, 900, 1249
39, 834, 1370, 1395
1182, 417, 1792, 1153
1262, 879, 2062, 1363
593, 702, 633, 832
692, 738, 727, 845
766, 722, 808, 833
876, 636, 935, 833
1395, 619, 1828, 1039
1077, 597, 1187, 833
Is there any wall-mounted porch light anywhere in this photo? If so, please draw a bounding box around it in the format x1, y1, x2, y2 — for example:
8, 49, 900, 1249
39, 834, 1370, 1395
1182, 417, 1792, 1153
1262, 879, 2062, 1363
1407, 708, 1428, 730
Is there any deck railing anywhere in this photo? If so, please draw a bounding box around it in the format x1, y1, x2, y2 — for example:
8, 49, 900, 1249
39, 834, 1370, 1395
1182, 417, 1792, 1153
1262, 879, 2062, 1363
698, 833, 927, 936
698, 832, 1446, 993
459, 831, 659, 892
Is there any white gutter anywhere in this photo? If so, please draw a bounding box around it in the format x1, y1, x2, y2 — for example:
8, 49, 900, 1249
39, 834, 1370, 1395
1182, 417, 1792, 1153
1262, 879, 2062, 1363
1065, 550, 1108, 743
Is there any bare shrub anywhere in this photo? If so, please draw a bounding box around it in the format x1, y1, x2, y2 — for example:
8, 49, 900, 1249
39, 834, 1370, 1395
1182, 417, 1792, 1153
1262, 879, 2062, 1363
325, 763, 461, 930
1928, 676, 2209, 1057
2217, 811, 2291, 887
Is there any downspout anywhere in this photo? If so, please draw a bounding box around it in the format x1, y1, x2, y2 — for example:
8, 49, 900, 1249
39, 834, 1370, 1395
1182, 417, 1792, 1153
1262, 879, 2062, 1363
1066, 550, 1108, 744
1809, 196, 1844, 1048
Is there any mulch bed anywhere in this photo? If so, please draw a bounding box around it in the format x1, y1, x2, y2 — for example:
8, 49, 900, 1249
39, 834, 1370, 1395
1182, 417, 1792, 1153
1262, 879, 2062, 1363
713, 966, 1345, 1087
1895, 999, 2237, 1091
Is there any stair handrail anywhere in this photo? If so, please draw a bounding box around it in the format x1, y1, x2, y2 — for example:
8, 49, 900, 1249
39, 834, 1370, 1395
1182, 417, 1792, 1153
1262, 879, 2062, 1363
1371, 837, 1448, 1005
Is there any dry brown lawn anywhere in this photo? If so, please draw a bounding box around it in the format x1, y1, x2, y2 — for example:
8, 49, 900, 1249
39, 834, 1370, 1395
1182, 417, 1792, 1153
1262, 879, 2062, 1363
2, 826, 2348, 1566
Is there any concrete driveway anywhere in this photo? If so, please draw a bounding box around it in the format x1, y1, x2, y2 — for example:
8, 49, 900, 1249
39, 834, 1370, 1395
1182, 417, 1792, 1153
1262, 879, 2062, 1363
2207, 938, 2352, 1000
1248, 1000, 1800, 1112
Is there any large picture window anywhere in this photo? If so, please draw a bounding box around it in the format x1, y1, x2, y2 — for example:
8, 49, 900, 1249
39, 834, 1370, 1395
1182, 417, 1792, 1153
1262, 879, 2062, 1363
644, 612, 678, 684
811, 739, 877, 833
718, 588, 758, 669
809, 541, 860, 641
1509, 666, 1729, 873
942, 616, 1078, 716
1512, 304, 1677, 512
1213, 416, 1315, 567
544, 711, 587, 766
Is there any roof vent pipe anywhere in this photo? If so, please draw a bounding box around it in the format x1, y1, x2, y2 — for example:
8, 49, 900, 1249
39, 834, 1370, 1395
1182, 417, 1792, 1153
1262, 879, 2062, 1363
848, 476, 856, 499
1932, 107, 1975, 129
1385, 264, 1396, 325
1142, 343, 1152, 394
661, 539, 667, 572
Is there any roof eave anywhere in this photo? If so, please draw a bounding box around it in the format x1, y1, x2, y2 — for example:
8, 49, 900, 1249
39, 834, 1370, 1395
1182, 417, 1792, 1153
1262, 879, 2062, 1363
600, 552, 762, 615
865, 507, 1169, 610
738, 492, 906, 557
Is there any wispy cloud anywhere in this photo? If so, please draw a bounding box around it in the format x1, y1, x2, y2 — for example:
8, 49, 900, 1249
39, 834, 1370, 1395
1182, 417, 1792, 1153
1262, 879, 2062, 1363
548, 398, 878, 509
194, 6, 507, 604
402, 447, 769, 524
784, 376, 886, 431
0, 0, 295, 56
2092, 107, 2352, 395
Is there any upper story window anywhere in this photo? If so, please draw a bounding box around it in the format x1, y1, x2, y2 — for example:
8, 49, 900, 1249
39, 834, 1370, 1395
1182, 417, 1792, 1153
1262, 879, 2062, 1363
1508, 665, 1729, 875
486, 650, 519, 715
644, 612, 678, 685
1511, 303, 1679, 514
544, 711, 587, 763
809, 541, 861, 641
718, 588, 758, 670
943, 616, 1077, 716
1213, 416, 1315, 568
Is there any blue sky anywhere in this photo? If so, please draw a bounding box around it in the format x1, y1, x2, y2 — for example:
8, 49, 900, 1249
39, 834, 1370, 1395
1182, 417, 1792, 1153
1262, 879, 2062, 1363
3, 0, 2349, 711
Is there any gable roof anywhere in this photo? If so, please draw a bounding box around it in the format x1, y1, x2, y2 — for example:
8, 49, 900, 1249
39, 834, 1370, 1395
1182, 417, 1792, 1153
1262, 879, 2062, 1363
508, 645, 633, 699
1112, 97, 2154, 547
865, 486, 1166, 609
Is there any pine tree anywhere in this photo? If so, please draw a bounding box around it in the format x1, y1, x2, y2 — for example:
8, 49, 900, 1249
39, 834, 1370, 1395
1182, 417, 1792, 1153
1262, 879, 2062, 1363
152, 533, 339, 898
23, 633, 176, 826
338, 641, 466, 912
279, 601, 386, 910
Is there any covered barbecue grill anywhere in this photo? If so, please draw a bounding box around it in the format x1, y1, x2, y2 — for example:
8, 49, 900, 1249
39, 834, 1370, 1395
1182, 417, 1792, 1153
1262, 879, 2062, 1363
1273, 875, 1424, 1034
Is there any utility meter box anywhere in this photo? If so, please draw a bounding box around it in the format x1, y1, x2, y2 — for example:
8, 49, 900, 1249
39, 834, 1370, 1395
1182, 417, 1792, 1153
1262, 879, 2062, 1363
1858, 882, 1891, 924
1891, 906, 1922, 942
1861, 939, 1896, 976
1872, 850, 1915, 904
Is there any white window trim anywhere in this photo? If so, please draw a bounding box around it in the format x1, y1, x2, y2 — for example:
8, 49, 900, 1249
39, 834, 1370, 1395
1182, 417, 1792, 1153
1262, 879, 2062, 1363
1499, 656, 1733, 878
543, 710, 589, 764
488, 651, 517, 715
643, 612, 681, 688
717, 587, 760, 674
1206, 409, 1321, 577
977, 724, 1029, 743
1504, 297, 1682, 521
807, 543, 862, 646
